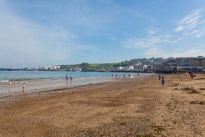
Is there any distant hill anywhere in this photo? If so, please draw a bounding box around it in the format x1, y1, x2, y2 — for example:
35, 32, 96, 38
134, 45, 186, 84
60, 57, 175, 72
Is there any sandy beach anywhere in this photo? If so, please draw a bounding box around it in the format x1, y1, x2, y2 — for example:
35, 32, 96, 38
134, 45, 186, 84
1, 74, 205, 136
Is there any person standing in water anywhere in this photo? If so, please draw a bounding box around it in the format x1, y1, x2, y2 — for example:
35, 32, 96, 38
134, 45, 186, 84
9, 80, 11, 92
70, 74, 73, 86
22, 83, 26, 94
115, 74, 118, 79
66, 74, 68, 86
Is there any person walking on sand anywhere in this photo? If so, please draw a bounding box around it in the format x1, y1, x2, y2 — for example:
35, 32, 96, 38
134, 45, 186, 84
124, 74, 126, 79
9, 80, 11, 92
112, 74, 113, 79
22, 83, 26, 93
161, 77, 165, 87
129, 73, 131, 78
159, 75, 161, 80
115, 74, 118, 79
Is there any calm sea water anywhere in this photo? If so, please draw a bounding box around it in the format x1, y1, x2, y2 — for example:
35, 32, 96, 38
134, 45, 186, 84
0, 71, 117, 82
0, 71, 153, 95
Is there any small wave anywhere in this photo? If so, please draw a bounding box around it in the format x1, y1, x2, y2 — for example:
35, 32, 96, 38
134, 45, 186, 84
1, 80, 9, 83
75, 77, 85, 80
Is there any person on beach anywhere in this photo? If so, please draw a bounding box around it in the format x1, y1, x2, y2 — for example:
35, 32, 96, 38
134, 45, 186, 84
189, 72, 192, 77
159, 75, 161, 80
70, 74, 73, 85
22, 83, 26, 93
112, 74, 113, 79
161, 77, 165, 87
66, 74, 68, 85
129, 73, 131, 78
185, 72, 188, 77
115, 74, 118, 79
9, 80, 11, 92
124, 74, 126, 79
191, 74, 194, 79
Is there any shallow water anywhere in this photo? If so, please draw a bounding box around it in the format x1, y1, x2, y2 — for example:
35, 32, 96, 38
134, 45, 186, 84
0, 71, 154, 96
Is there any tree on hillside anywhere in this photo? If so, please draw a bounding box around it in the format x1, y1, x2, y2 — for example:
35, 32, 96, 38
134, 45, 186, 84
80, 63, 89, 71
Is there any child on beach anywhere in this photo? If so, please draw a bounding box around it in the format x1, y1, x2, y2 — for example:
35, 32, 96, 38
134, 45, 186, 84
9, 80, 11, 92
161, 77, 165, 87
191, 74, 194, 79
22, 83, 26, 93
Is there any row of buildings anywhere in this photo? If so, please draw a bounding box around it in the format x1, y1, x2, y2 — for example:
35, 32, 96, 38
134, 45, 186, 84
25, 66, 61, 71
112, 56, 205, 73
23, 56, 205, 73
176, 56, 205, 72
112, 64, 153, 72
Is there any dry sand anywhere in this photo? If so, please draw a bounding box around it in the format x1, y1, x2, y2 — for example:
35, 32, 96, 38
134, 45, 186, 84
1, 74, 205, 136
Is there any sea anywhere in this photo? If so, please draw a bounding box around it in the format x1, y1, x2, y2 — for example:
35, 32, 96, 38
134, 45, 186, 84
0, 71, 154, 96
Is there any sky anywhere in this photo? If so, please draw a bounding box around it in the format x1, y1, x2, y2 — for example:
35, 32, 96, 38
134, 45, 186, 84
1, 0, 205, 68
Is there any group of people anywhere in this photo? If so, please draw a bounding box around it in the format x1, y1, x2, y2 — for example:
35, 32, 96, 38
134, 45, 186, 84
8, 80, 26, 94
112, 73, 139, 79
66, 74, 73, 86
159, 75, 165, 87
7, 74, 74, 94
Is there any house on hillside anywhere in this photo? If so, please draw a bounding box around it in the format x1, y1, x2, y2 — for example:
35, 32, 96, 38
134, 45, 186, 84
123, 65, 134, 71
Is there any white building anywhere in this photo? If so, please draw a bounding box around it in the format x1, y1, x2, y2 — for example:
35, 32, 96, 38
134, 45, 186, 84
143, 65, 148, 69
123, 65, 134, 71
129, 65, 134, 70
117, 66, 123, 70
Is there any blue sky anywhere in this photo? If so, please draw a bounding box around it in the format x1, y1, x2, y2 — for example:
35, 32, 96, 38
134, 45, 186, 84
1, 0, 205, 68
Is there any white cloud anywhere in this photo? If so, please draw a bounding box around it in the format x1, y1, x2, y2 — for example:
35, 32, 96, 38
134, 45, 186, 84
174, 9, 205, 38
144, 48, 204, 58
174, 9, 202, 32
144, 48, 164, 57
123, 37, 161, 48
0, 1, 95, 68
148, 30, 156, 35
122, 33, 181, 49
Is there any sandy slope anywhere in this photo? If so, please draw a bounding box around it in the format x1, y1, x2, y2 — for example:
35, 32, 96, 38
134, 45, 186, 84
0, 74, 205, 137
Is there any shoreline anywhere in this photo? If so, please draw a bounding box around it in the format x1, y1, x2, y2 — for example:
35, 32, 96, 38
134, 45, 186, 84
0, 73, 154, 97
1, 74, 205, 136
0, 75, 153, 101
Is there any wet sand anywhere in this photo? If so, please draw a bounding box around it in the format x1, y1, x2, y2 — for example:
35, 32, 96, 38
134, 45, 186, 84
1, 74, 205, 136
